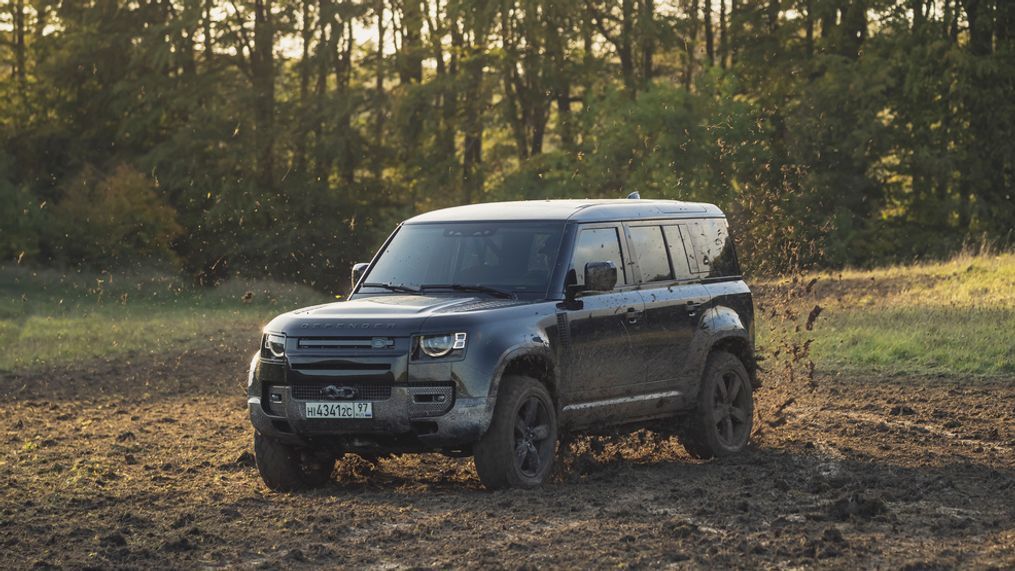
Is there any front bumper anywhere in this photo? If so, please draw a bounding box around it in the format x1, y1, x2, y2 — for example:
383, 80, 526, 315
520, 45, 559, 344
247, 348, 494, 451
248, 389, 492, 451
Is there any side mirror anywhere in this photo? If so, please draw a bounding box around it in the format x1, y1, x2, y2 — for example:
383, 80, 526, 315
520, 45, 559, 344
350, 262, 369, 289
584, 261, 618, 292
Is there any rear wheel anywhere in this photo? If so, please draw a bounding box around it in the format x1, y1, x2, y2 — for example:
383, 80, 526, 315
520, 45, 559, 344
474, 375, 558, 490
253, 431, 334, 492
678, 351, 754, 459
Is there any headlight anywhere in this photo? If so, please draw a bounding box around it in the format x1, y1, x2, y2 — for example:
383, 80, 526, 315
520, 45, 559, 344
419, 332, 467, 358
264, 333, 286, 358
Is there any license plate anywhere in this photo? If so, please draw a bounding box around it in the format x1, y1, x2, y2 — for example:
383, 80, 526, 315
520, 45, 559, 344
305, 401, 373, 419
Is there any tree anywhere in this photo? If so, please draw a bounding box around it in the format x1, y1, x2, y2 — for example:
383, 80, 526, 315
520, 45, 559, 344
2, 0, 1013, 281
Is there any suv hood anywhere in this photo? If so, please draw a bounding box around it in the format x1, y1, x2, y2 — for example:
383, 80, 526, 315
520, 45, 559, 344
264, 295, 529, 337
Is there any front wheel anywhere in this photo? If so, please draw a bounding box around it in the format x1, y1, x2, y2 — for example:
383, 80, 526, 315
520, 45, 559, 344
253, 431, 334, 492
474, 375, 558, 490
678, 351, 754, 459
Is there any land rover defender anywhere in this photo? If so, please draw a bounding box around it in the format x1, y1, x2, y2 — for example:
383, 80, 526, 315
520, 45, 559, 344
247, 199, 756, 490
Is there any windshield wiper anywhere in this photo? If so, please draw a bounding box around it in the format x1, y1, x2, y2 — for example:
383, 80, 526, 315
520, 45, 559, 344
419, 284, 517, 299
361, 282, 421, 294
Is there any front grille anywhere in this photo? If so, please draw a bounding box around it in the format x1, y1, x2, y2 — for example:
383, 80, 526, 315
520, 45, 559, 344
296, 337, 396, 350
290, 382, 393, 401
290, 362, 390, 371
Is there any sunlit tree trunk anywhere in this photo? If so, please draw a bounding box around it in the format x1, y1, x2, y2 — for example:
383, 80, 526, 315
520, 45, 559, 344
203, 0, 213, 60
705, 0, 714, 66
294, 0, 314, 174
840, 0, 865, 59
14, 0, 26, 85
911, 0, 925, 31
960, 0, 1007, 233
582, 0, 595, 98
462, 47, 485, 203
443, 18, 461, 180
545, 2, 575, 150
820, 0, 837, 38
729, 0, 738, 64
500, 1, 528, 160
311, 1, 331, 184
372, 0, 385, 180
639, 0, 655, 87
335, 19, 356, 185
396, 0, 424, 209
805, 0, 813, 57
684, 0, 699, 89
398, 0, 423, 83
719, 0, 727, 68
620, 0, 635, 94
252, 0, 276, 193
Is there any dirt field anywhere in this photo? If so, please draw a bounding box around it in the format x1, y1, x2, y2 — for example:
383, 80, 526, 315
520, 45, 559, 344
2, 332, 1013, 569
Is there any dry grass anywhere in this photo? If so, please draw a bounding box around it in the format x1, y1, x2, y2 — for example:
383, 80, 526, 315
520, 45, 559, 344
0, 266, 329, 372
755, 252, 1015, 378
4, 253, 1013, 378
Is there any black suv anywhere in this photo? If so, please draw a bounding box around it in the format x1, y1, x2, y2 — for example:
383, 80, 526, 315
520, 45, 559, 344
248, 199, 756, 490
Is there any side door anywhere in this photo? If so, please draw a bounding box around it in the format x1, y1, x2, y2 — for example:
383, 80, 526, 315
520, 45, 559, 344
559, 224, 647, 428
624, 223, 709, 412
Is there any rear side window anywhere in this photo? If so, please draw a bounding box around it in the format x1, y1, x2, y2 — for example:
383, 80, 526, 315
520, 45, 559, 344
687, 219, 741, 278
628, 226, 673, 283
571, 227, 627, 285
662, 226, 693, 279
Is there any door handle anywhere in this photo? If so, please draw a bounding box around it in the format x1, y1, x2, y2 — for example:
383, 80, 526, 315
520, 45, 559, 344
625, 307, 642, 324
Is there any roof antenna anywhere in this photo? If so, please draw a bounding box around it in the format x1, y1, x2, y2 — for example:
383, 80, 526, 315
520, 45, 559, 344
626, 191, 640, 200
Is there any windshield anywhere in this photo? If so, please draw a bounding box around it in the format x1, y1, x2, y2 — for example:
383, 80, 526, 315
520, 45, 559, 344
360, 222, 565, 298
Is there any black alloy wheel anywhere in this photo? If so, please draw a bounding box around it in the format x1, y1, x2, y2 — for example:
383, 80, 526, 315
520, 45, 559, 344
712, 368, 751, 447
474, 375, 558, 490
513, 396, 554, 478
678, 350, 754, 459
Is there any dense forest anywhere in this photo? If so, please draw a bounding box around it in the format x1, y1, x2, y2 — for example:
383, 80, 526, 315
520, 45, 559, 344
1, 0, 1012, 287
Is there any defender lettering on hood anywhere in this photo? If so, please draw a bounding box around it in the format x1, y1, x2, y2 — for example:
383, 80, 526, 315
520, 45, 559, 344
297, 322, 397, 329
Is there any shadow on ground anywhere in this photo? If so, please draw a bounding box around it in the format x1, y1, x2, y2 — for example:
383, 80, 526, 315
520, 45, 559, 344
1, 338, 1013, 568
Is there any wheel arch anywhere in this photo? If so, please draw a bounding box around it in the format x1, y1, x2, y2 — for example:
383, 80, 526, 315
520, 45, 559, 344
710, 335, 759, 388
488, 345, 560, 410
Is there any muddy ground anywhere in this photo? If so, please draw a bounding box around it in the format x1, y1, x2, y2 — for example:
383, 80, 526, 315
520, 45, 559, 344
1, 333, 1013, 570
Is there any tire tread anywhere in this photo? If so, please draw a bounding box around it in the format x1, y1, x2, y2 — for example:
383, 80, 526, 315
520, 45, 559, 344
677, 350, 753, 459
474, 375, 556, 490
254, 431, 332, 492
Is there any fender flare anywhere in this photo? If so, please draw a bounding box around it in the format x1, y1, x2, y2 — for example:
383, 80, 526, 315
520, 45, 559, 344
485, 343, 560, 412
689, 306, 757, 389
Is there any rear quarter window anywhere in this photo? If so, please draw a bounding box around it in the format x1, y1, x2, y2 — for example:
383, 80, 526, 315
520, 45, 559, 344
688, 219, 741, 278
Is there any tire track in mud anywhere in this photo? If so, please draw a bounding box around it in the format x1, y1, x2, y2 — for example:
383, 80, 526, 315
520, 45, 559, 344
1, 343, 1013, 569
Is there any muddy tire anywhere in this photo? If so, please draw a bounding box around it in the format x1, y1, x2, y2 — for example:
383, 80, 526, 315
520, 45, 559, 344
253, 431, 334, 492
474, 375, 558, 490
679, 351, 754, 459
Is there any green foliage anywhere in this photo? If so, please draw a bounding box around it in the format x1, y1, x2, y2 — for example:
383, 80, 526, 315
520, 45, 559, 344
0, 0, 1012, 283
50, 165, 183, 268
0, 152, 44, 262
